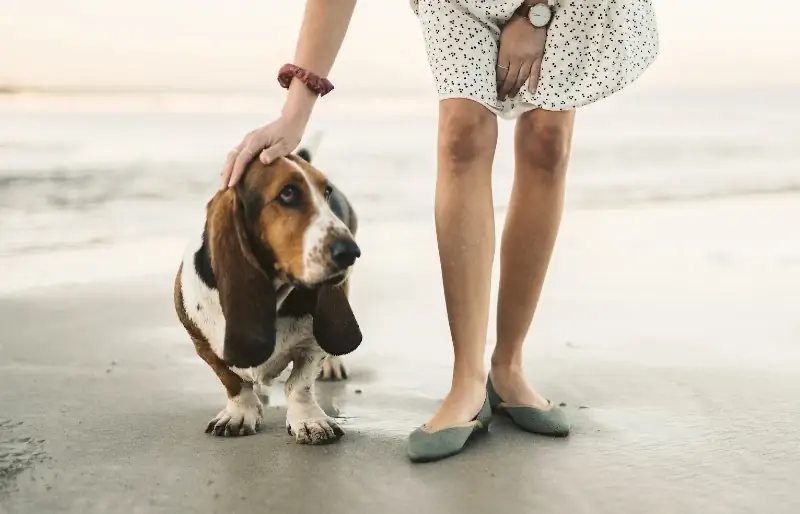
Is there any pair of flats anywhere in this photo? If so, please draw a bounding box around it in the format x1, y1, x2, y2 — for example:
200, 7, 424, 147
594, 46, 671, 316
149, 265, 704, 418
407, 376, 570, 463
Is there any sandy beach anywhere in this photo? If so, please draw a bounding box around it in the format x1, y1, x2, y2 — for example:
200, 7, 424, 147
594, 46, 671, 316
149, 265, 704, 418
2, 192, 798, 513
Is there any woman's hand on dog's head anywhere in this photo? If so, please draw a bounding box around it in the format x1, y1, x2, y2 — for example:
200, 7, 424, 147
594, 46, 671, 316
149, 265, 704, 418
221, 115, 307, 190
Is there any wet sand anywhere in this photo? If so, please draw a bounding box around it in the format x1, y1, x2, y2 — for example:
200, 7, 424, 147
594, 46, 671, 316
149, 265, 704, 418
1, 194, 799, 513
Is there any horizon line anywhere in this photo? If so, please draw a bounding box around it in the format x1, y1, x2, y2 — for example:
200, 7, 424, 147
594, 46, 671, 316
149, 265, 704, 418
2, 83, 799, 97
0, 83, 433, 97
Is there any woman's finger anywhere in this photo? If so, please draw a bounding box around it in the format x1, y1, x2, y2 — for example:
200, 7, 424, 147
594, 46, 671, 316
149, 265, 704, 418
228, 133, 267, 188
259, 139, 290, 166
527, 57, 543, 94
509, 60, 534, 99
499, 60, 522, 100
228, 148, 253, 188
496, 59, 511, 93
220, 143, 243, 189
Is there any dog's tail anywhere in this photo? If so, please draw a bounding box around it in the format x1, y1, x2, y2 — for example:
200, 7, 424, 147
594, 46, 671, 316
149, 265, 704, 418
295, 130, 324, 164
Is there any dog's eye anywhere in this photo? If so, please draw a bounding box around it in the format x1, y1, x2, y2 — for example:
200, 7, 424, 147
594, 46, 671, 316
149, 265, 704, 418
324, 185, 333, 200
278, 185, 302, 207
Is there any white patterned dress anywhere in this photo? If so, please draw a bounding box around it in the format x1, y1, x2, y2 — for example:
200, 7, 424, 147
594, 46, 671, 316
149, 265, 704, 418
410, 0, 659, 119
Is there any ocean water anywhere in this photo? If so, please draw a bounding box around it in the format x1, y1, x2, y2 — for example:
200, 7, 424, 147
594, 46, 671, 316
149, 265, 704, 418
1, 88, 798, 257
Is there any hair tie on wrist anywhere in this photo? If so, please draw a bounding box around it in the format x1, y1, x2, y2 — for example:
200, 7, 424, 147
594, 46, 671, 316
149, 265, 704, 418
277, 64, 334, 97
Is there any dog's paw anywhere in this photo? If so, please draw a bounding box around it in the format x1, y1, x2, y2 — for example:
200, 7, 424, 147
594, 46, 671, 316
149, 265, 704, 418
205, 389, 263, 437
318, 356, 348, 381
286, 417, 345, 445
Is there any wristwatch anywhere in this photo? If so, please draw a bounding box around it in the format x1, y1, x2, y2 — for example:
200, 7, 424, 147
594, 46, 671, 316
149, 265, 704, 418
515, 1, 555, 29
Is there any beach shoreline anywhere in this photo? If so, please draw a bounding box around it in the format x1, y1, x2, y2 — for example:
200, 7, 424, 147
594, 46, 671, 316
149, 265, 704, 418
1, 190, 797, 295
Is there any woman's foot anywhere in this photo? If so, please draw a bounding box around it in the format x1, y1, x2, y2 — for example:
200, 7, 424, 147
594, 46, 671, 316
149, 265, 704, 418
487, 364, 569, 436
408, 390, 492, 463
488, 364, 551, 410
422, 376, 487, 432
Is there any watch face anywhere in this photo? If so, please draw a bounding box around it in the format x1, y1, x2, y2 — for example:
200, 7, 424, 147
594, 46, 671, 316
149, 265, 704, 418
529, 3, 552, 27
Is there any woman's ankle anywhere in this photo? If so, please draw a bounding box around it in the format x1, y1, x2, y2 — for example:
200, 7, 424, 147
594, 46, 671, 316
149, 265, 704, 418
490, 350, 524, 374
451, 357, 486, 385
451, 369, 487, 391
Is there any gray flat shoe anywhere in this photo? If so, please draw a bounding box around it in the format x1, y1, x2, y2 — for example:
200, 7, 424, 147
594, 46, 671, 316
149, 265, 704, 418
407, 396, 492, 463
487, 375, 570, 437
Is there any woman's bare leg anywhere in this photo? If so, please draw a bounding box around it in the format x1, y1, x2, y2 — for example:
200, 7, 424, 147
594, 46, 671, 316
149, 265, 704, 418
423, 98, 498, 431
490, 108, 576, 409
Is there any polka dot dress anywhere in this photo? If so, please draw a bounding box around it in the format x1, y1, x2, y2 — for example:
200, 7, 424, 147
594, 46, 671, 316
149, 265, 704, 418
410, 0, 659, 119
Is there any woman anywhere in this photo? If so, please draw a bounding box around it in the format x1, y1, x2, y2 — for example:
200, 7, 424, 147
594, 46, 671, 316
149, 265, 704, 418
221, 0, 658, 462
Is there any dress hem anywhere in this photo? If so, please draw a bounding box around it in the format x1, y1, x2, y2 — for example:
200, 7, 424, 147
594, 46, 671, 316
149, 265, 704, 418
435, 49, 659, 120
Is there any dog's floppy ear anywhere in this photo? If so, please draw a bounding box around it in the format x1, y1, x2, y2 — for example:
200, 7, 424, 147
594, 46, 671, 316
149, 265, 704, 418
313, 284, 362, 356
207, 191, 276, 368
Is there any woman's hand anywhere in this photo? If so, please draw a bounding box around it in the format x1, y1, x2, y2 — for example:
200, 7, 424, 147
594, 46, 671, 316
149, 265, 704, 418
218, 0, 359, 190
496, 15, 547, 101
220, 115, 307, 189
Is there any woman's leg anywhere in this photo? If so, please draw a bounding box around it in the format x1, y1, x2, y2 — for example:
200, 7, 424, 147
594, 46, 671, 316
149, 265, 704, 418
424, 98, 498, 432
490, 108, 575, 409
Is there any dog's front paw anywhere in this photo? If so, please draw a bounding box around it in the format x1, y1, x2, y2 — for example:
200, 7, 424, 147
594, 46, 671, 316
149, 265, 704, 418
319, 356, 348, 381
286, 417, 344, 445
206, 389, 263, 437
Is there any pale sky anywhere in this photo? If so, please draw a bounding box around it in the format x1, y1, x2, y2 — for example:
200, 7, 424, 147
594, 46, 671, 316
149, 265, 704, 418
1, 0, 798, 92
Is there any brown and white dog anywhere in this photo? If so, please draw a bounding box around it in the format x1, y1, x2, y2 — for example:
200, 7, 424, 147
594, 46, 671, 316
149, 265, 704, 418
173, 142, 362, 444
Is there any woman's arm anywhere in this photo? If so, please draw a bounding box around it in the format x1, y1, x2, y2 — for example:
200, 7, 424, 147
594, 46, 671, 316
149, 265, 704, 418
222, 0, 358, 188
281, 0, 358, 125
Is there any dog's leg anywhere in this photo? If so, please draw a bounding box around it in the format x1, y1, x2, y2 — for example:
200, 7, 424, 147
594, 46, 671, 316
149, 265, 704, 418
319, 355, 347, 381
285, 344, 344, 444
193, 337, 263, 437
318, 279, 350, 382
253, 382, 271, 406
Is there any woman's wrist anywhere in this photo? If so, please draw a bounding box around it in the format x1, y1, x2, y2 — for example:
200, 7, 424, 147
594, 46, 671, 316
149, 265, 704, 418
280, 79, 318, 126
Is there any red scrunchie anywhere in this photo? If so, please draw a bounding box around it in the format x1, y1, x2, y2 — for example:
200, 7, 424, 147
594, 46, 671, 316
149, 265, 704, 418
277, 63, 334, 97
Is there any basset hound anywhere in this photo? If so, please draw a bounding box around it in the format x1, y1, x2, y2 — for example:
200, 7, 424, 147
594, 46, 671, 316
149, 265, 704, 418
173, 142, 362, 444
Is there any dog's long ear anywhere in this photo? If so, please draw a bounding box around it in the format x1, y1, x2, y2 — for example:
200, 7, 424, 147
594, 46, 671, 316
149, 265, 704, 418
207, 191, 276, 368
313, 284, 362, 356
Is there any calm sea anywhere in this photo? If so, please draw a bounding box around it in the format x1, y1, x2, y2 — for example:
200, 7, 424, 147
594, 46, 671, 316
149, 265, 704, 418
1, 88, 798, 256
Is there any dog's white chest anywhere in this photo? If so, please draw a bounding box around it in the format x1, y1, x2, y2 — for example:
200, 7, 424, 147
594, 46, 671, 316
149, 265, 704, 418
180, 239, 315, 383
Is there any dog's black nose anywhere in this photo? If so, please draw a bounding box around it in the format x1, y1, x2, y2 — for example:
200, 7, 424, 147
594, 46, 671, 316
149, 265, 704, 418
330, 239, 361, 268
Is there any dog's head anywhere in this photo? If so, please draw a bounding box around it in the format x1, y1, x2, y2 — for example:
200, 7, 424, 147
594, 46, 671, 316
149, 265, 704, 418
205, 147, 361, 368
233, 153, 360, 286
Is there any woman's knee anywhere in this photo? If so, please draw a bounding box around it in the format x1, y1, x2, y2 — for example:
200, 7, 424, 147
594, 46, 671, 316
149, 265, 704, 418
438, 99, 497, 168
515, 109, 575, 180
